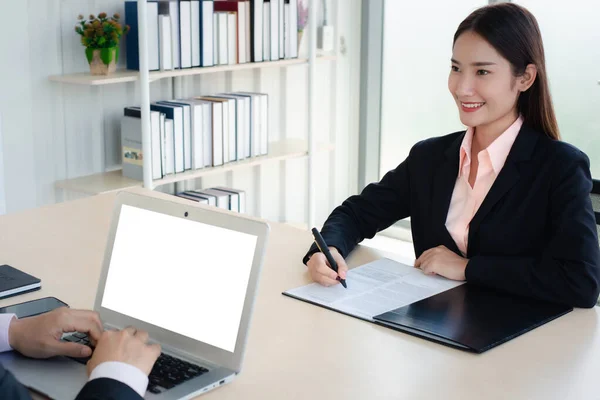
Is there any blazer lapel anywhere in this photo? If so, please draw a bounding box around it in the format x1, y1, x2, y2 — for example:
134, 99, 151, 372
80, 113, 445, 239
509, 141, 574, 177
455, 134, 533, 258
431, 133, 464, 255
467, 125, 539, 256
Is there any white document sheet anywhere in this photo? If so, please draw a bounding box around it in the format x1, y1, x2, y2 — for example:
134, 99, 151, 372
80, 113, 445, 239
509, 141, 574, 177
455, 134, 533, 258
284, 258, 465, 321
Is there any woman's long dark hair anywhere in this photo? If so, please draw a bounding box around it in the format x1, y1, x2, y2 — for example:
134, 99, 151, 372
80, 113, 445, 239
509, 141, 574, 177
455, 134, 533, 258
454, 3, 560, 140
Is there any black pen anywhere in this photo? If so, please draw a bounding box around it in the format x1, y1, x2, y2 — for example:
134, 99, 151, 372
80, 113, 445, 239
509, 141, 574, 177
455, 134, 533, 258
311, 227, 347, 289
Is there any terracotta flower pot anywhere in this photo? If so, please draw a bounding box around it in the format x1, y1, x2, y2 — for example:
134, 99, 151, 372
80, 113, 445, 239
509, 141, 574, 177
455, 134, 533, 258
86, 47, 118, 75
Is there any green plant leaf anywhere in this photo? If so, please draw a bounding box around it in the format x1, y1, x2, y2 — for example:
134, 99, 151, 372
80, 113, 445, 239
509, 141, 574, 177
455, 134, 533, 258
85, 47, 94, 63
100, 47, 115, 65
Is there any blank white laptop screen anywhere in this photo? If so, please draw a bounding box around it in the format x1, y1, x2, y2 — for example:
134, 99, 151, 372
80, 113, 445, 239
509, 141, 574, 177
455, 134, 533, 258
101, 204, 258, 353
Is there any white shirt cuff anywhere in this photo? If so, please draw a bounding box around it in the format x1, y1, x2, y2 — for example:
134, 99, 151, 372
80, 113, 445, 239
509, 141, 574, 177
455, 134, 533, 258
0, 314, 16, 353
89, 361, 148, 397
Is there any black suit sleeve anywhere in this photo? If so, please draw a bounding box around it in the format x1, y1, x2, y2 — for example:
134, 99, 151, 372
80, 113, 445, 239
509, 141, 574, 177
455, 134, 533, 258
0, 363, 32, 400
466, 150, 600, 308
0, 362, 143, 400
75, 378, 144, 400
302, 147, 414, 264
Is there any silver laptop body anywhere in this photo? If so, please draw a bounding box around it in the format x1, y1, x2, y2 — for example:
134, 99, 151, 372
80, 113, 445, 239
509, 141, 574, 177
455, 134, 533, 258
0, 191, 269, 399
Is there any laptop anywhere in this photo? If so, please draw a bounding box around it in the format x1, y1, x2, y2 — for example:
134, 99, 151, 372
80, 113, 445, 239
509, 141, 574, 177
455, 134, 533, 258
0, 191, 269, 399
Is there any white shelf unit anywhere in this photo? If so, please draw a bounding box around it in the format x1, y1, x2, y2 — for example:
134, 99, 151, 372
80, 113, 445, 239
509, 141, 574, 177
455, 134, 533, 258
55, 139, 334, 195
48, 54, 336, 86
51, 0, 329, 229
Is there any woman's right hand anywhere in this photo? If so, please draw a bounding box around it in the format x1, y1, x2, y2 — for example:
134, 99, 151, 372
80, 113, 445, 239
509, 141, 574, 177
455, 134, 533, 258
307, 247, 349, 287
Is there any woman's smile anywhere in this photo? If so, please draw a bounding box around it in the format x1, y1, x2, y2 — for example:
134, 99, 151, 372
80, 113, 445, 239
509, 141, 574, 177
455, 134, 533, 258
460, 101, 486, 112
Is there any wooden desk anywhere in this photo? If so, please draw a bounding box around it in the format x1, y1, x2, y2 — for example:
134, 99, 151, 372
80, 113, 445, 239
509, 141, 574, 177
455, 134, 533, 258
1, 189, 598, 400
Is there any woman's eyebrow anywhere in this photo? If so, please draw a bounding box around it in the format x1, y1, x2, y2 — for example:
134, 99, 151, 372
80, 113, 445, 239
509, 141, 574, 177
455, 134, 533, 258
451, 58, 497, 66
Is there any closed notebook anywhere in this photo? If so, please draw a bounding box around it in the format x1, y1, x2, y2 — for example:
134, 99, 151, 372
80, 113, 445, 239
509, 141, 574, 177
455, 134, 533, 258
0, 265, 41, 299
373, 284, 573, 353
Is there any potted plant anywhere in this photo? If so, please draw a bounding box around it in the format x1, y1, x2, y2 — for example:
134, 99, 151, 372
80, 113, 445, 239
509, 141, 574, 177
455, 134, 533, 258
75, 13, 129, 75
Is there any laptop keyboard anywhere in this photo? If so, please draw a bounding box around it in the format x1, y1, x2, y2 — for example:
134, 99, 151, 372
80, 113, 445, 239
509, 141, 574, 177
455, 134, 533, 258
62, 332, 94, 364
62, 333, 209, 394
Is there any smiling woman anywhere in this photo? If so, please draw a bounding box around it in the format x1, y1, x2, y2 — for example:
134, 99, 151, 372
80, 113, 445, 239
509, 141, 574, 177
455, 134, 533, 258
449, 32, 536, 139
304, 2, 600, 308
449, 4, 559, 144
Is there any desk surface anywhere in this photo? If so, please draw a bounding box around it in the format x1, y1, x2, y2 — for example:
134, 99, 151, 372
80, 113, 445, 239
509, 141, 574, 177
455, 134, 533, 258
0, 189, 598, 400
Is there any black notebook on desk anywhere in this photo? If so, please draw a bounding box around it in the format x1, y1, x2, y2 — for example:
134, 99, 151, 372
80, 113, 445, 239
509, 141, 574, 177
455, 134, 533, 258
373, 284, 572, 353
0, 265, 41, 299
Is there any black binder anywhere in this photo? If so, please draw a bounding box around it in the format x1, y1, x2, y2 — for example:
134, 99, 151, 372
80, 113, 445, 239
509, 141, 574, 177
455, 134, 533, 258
373, 284, 572, 353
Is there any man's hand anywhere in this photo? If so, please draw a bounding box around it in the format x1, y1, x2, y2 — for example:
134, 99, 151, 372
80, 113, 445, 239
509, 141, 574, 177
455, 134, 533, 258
87, 327, 161, 376
8, 307, 103, 359
414, 245, 469, 281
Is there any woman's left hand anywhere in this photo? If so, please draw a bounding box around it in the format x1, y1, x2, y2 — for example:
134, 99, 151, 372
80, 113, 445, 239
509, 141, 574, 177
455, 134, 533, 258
414, 245, 468, 281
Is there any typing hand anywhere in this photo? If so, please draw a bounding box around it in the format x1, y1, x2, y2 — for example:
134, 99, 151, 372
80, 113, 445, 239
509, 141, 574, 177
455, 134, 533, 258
414, 245, 468, 281
87, 327, 161, 377
307, 247, 348, 287
8, 308, 103, 359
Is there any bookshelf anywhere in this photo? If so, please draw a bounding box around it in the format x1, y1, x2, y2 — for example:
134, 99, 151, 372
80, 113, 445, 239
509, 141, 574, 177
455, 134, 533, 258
55, 139, 334, 195
48, 55, 336, 86
52, 0, 326, 228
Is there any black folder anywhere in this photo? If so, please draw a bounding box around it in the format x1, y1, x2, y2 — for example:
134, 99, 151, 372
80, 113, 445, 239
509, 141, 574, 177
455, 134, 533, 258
373, 284, 572, 353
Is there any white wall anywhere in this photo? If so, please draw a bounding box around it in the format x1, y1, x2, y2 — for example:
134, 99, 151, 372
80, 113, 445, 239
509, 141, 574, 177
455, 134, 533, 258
0, 114, 5, 214
0, 0, 361, 226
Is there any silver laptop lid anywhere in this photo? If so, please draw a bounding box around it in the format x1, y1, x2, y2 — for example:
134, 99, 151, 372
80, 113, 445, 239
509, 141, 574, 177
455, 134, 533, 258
93, 191, 269, 373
